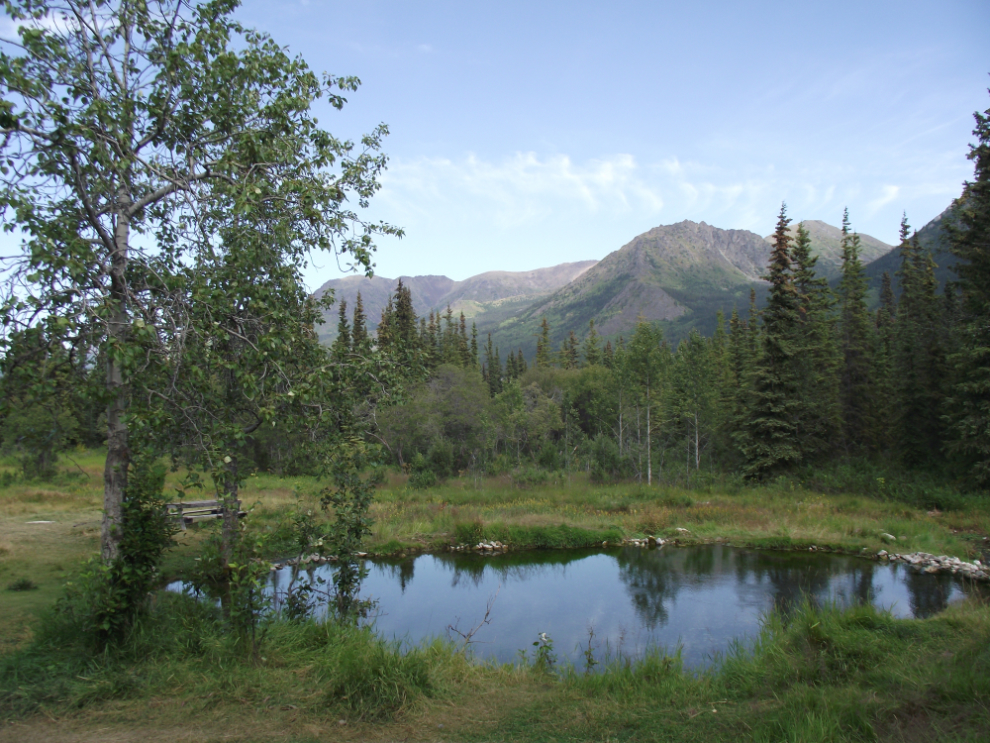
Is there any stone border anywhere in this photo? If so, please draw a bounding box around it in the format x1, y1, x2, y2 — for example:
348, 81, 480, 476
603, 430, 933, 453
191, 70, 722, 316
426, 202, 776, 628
875, 550, 989, 582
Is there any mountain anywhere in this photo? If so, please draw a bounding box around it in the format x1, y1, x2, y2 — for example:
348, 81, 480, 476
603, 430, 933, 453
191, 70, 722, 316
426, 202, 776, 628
313, 261, 597, 342
311, 210, 955, 357
764, 220, 890, 280
476, 220, 775, 355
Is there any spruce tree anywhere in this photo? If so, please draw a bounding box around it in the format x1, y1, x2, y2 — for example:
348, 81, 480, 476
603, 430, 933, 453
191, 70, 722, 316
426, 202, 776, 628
470, 322, 479, 368
727, 306, 753, 464
561, 331, 579, 369
874, 271, 897, 453
583, 319, 602, 367
604, 340, 615, 369
331, 299, 350, 362
393, 279, 418, 350
894, 223, 945, 465
945, 98, 990, 485
836, 209, 875, 453
536, 317, 552, 368
739, 204, 801, 479
351, 292, 368, 351
458, 313, 470, 367
485, 334, 503, 396
791, 221, 840, 460
377, 296, 396, 352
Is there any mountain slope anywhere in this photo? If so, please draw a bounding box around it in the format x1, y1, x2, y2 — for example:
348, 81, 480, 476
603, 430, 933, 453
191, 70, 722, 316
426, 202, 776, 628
478, 220, 773, 355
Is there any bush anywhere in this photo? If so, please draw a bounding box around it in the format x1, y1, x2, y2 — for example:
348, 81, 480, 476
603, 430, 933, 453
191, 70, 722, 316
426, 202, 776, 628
408, 468, 438, 490
6, 577, 37, 592
510, 466, 552, 488
588, 434, 635, 484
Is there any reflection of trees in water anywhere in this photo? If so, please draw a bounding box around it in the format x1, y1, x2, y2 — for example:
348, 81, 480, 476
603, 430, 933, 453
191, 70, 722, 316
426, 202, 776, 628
428, 549, 600, 589
903, 568, 952, 618
735, 550, 845, 613
376, 559, 417, 593
614, 547, 683, 629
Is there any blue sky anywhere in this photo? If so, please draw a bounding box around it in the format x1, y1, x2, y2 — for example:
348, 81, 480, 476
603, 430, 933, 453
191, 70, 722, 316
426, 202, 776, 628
235, 0, 988, 288
5, 1, 986, 289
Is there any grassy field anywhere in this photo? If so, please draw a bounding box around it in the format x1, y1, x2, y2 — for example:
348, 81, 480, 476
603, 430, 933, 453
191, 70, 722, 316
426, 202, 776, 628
1, 451, 989, 741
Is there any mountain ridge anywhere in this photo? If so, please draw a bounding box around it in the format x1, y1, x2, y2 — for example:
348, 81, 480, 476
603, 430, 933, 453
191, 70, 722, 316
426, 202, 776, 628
312, 212, 958, 356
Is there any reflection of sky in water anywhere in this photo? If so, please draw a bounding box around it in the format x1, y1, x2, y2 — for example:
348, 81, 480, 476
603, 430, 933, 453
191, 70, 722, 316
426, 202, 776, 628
169, 545, 978, 669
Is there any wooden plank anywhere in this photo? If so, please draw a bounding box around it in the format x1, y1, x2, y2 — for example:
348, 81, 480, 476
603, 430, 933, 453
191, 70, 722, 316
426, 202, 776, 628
166, 500, 222, 508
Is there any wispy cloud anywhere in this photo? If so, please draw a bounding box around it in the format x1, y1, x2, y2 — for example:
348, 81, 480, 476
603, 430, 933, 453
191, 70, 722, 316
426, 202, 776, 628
380, 152, 666, 228
867, 185, 901, 216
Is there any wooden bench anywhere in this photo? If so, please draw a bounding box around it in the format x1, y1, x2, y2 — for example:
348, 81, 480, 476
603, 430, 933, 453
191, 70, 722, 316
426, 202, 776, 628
165, 500, 246, 530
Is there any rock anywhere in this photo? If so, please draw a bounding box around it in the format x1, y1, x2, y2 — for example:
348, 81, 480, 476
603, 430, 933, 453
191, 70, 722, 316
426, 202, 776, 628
880, 533, 897, 543
877, 550, 888, 558
675, 528, 690, 534
647, 536, 657, 547
355, 552, 368, 558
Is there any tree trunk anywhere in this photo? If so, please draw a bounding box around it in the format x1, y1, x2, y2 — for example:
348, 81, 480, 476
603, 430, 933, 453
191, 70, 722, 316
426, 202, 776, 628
101, 197, 130, 563
221, 460, 240, 569
618, 389, 623, 456
646, 383, 652, 486
695, 412, 700, 470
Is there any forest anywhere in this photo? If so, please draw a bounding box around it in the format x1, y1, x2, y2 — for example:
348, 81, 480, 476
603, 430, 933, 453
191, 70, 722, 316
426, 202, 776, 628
324, 200, 990, 493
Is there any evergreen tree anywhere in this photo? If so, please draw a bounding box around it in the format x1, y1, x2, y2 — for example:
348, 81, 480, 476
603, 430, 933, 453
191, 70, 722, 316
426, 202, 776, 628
836, 209, 875, 452
603, 340, 615, 369
351, 292, 369, 351
485, 334, 503, 396
331, 299, 350, 362
945, 97, 990, 485
392, 279, 418, 355
459, 313, 470, 367
561, 331, 579, 369
791, 221, 840, 460
377, 296, 396, 352
874, 270, 897, 453
469, 322, 479, 368
727, 306, 753, 464
536, 317, 552, 368
583, 319, 602, 367
739, 204, 801, 479
894, 219, 945, 465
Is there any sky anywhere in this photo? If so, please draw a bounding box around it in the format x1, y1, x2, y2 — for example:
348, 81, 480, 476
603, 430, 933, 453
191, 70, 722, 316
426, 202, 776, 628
3, 1, 987, 291
230, 0, 990, 289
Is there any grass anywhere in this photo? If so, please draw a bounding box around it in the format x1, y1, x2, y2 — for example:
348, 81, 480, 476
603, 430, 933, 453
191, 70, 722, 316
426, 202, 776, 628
1, 450, 989, 741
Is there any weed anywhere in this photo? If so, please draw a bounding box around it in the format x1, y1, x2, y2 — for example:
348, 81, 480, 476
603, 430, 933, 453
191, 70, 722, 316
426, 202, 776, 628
6, 578, 37, 592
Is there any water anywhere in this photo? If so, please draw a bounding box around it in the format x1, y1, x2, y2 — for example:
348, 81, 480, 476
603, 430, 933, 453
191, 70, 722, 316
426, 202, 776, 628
175, 545, 981, 668
289, 545, 982, 666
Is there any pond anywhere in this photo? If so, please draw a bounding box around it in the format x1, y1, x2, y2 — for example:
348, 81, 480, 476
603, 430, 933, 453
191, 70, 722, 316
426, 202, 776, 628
298, 545, 984, 667
174, 545, 982, 668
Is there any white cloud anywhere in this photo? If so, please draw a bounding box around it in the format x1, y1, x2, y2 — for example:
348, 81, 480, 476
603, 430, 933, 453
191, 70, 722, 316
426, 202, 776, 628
379, 152, 666, 228
867, 185, 900, 216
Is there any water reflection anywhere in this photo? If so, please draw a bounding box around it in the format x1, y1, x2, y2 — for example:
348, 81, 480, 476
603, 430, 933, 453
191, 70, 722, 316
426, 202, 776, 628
171, 545, 980, 668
